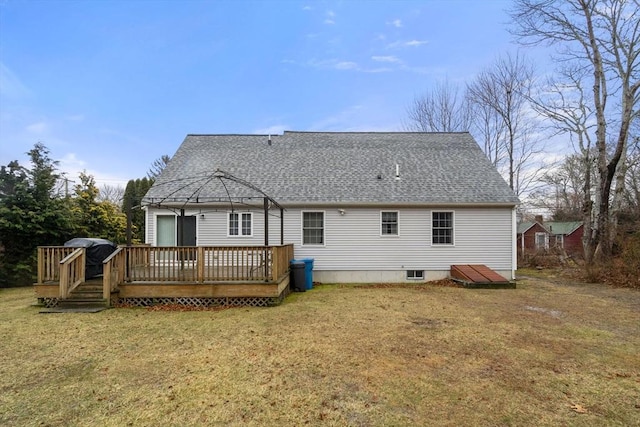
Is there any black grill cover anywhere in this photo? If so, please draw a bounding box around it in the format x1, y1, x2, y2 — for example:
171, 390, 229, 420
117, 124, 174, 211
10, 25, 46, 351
64, 238, 117, 279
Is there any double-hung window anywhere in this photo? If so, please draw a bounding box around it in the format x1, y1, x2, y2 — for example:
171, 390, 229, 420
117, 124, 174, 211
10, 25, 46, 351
228, 212, 253, 237
381, 211, 399, 236
432, 211, 454, 245
302, 211, 324, 245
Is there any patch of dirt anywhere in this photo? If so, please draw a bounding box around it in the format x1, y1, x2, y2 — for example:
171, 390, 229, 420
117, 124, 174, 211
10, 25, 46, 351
351, 279, 461, 289
524, 305, 563, 318
409, 317, 450, 329
114, 302, 236, 312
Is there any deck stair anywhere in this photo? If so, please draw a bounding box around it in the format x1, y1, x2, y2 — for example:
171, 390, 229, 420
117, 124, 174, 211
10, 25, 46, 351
450, 265, 515, 288
56, 279, 108, 310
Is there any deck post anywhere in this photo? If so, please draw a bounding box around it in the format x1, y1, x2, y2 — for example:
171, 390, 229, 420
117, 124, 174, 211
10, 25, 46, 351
264, 197, 269, 246
37, 247, 44, 285
197, 247, 205, 283
280, 208, 284, 245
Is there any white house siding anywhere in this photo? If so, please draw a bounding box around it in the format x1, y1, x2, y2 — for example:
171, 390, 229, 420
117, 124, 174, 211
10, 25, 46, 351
145, 206, 515, 282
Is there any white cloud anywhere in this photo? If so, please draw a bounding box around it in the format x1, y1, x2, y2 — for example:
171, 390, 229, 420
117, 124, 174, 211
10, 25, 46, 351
324, 9, 335, 24
310, 103, 399, 132
387, 19, 403, 28
59, 152, 129, 187
253, 125, 288, 135
371, 55, 401, 63
284, 58, 395, 73
0, 62, 31, 99
65, 114, 85, 122
335, 61, 358, 70
302, 5, 312, 10
406, 39, 428, 47
362, 67, 393, 73
26, 121, 49, 134
387, 39, 429, 49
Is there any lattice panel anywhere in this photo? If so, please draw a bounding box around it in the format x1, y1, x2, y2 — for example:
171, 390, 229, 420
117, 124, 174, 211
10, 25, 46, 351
116, 294, 287, 308
40, 297, 59, 308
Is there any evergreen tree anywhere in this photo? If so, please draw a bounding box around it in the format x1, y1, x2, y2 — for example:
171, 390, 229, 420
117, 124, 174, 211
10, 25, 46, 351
0, 144, 75, 286
122, 177, 153, 243
72, 172, 127, 243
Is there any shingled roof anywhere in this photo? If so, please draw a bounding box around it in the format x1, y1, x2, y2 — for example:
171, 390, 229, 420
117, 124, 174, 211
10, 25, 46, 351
142, 131, 519, 206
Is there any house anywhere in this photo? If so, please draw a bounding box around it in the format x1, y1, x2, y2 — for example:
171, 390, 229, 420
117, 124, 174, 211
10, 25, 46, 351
517, 216, 550, 255
517, 216, 584, 257
546, 221, 584, 256
142, 131, 520, 283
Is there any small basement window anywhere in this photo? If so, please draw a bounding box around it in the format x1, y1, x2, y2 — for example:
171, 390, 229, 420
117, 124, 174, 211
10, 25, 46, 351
406, 270, 424, 280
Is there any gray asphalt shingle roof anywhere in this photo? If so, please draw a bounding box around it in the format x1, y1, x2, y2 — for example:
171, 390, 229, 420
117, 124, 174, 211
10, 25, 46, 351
143, 131, 519, 206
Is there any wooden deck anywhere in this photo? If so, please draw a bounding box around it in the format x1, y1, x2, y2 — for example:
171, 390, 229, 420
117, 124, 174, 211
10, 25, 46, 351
450, 265, 515, 288
35, 244, 295, 307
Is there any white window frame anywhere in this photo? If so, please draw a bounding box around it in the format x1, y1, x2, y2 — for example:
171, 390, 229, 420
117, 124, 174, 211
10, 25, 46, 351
431, 211, 455, 246
535, 232, 549, 250
406, 270, 424, 280
380, 211, 400, 236
228, 212, 253, 237
301, 211, 325, 246
155, 213, 177, 246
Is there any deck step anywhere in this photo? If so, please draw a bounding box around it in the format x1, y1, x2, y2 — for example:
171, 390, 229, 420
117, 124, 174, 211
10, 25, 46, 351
69, 289, 102, 299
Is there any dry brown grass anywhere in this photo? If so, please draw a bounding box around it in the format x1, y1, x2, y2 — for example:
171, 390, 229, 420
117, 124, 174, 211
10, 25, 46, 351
1, 277, 639, 426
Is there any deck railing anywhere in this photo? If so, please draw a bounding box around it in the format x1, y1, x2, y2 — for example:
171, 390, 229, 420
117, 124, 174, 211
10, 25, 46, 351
37, 244, 295, 301
37, 246, 76, 284
102, 247, 125, 302
124, 244, 294, 283
59, 248, 85, 299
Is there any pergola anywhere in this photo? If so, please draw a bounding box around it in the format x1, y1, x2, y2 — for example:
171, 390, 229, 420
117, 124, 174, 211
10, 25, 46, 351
142, 169, 285, 247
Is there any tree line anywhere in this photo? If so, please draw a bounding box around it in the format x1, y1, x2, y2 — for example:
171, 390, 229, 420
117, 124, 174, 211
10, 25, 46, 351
0, 144, 167, 287
405, 0, 639, 266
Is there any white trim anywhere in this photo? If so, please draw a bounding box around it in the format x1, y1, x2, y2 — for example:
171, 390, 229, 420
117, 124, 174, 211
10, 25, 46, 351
406, 270, 425, 280
227, 211, 254, 237
512, 207, 517, 277
380, 210, 400, 237
301, 210, 326, 246
154, 212, 177, 246
430, 210, 455, 246
535, 232, 549, 250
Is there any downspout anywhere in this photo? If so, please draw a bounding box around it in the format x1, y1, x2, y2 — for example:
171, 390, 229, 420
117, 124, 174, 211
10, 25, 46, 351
512, 207, 517, 280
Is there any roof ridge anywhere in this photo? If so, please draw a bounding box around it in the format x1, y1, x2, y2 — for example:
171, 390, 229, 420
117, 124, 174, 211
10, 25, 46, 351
282, 130, 471, 135
187, 133, 273, 137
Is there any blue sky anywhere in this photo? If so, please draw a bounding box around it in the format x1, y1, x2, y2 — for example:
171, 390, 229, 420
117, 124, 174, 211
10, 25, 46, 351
1, 0, 545, 188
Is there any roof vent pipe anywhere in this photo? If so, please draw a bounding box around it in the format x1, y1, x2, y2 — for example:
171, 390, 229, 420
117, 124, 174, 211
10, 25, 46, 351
395, 164, 400, 180
268, 134, 272, 146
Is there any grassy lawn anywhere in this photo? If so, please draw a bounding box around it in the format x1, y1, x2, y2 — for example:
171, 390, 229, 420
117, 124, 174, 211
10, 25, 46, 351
1, 277, 639, 426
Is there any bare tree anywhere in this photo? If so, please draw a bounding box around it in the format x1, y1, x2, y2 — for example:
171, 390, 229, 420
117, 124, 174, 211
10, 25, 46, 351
621, 128, 640, 222
529, 153, 597, 220
405, 80, 472, 132
511, 0, 640, 262
97, 184, 125, 205
467, 52, 545, 197
147, 154, 171, 180
469, 97, 507, 167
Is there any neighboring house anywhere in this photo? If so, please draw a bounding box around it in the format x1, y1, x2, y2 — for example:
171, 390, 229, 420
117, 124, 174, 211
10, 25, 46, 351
517, 219, 550, 255
517, 217, 584, 257
142, 131, 520, 283
546, 221, 584, 256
